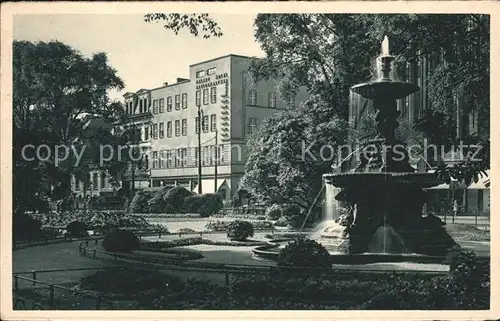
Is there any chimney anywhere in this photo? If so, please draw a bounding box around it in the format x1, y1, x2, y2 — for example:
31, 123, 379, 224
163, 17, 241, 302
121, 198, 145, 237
163, 82, 169, 87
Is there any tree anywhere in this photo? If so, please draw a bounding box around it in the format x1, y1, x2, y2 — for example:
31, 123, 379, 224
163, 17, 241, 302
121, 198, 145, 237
252, 14, 379, 121
240, 95, 347, 213
13, 40, 124, 210
144, 13, 222, 38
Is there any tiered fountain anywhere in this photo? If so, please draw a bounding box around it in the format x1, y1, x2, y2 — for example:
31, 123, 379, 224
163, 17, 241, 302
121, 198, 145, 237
253, 36, 458, 264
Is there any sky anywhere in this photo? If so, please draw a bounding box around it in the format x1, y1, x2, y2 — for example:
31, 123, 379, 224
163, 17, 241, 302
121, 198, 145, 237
13, 14, 264, 101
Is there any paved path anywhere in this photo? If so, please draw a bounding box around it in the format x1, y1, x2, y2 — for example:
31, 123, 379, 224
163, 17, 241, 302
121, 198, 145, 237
13, 241, 116, 285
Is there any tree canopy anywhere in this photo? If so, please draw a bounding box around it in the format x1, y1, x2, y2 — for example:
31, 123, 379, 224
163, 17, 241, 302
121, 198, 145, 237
13, 40, 125, 210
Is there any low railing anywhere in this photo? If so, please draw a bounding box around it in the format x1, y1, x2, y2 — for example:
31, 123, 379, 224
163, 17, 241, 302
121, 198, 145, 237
12, 274, 116, 310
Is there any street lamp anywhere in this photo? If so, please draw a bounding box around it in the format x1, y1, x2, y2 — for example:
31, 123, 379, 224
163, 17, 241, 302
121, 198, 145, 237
197, 105, 204, 194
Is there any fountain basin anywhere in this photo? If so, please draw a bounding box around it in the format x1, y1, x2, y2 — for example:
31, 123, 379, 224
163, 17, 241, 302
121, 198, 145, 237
252, 239, 448, 265
323, 172, 443, 189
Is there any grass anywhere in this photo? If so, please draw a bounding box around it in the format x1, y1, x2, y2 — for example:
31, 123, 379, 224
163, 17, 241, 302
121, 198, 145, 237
445, 224, 490, 242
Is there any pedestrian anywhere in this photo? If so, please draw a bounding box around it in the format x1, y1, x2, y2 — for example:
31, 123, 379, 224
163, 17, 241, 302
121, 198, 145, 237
453, 199, 459, 223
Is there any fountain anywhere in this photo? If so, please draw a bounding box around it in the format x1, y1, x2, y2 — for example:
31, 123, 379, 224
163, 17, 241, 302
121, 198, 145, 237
253, 36, 459, 265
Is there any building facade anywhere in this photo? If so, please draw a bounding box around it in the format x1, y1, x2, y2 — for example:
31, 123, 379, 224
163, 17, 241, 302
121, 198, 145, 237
72, 54, 309, 201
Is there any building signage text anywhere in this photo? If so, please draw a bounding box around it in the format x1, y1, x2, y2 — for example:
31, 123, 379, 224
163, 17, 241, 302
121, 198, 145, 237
196, 73, 228, 90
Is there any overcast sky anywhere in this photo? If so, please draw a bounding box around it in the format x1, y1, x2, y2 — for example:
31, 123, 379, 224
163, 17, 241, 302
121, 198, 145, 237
13, 14, 264, 101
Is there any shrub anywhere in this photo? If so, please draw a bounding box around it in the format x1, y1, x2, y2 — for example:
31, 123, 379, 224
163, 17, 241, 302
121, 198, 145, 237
102, 229, 140, 252
13, 212, 42, 241
274, 216, 291, 227
163, 186, 194, 213
278, 239, 331, 268
266, 204, 282, 220
148, 188, 170, 213
282, 204, 301, 217
178, 228, 197, 234
183, 193, 223, 217
66, 221, 88, 237
129, 191, 150, 213
227, 220, 254, 241
91, 195, 126, 211
80, 267, 184, 296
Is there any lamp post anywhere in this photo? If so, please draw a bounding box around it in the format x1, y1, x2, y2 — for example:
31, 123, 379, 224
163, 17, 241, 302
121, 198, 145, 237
197, 105, 204, 194
214, 129, 218, 193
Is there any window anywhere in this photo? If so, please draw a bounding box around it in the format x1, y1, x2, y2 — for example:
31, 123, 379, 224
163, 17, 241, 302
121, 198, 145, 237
203, 89, 209, 105
182, 119, 187, 136
139, 99, 143, 113
158, 151, 164, 169
144, 126, 149, 141
182, 93, 187, 109
203, 146, 210, 165
218, 145, 225, 165
144, 154, 149, 169
175, 120, 180, 137
167, 121, 172, 138
195, 90, 201, 107
166, 150, 173, 168
207, 67, 216, 75
175, 94, 181, 110
210, 87, 217, 104
248, 117, 257, 135
167, 96, 172, 112
195, 117, 200, 134
210, 114, 216, 132
268, 92, 277, 108
93, 173, 98, 189
159, 98, 165, 113
249, 90, 257, 105
288, 96, 295, 109
153, 99, 158, 114
159, 122, 164, 139
74, 176, 80, 190
175, 149, 181, 167
196, 70, 205, 78
146, 99, 150, 113
152, 151, 158, 169
202, 115, 209, 133
153, 123, 158, 139
181, 148, 187, 166
194, 147, 199, 166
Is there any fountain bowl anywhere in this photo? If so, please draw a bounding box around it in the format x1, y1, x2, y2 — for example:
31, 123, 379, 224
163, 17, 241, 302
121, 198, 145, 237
323, 172, 443, 189
351, 80, 420, 100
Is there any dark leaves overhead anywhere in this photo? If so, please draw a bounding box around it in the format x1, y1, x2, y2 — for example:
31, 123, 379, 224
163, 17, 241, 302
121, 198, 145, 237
144, 13, 223, 39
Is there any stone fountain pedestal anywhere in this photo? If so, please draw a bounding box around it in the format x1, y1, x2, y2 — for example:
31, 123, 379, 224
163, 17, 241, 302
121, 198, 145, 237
323, 173, 458, 256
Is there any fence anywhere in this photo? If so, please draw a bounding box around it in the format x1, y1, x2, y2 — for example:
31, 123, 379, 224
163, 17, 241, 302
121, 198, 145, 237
13, 267, 119, 310
437, 213, 490, 230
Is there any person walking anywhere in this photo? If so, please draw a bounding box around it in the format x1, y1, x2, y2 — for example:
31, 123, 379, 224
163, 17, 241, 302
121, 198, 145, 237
452, 199, 459, 224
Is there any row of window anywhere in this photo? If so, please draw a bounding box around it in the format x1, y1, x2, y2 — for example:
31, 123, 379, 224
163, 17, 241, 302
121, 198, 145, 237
152, 93, 188, 114
148, 114, 217, 140
126, 89, 294, 115
125, 98, 150, 115
74, 172, 107, 191
151, 145, 226, 169
195, 87, 218, 106
248, 90, 295, 109
196, 67, 216, 78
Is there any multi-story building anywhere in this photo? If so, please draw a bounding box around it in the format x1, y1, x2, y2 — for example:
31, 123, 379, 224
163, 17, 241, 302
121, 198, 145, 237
72, 54, 309, 201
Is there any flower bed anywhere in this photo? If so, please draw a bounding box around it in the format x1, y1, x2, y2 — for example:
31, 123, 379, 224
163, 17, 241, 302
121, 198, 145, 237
205, 220, 274, 232
33, 210, 168, 233
141, 237, 266, 249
